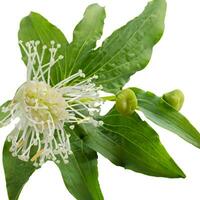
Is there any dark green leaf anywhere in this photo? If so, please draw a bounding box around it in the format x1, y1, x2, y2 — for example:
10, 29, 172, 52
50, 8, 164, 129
65, 4, 106, 78
3, 138, 36, 200
82, 0, 166, 93
133, 87, 200, 148
57, 128, 103, 200
79, 108, 185, 178
0, 101, 11, 128
18, 12, 68, 85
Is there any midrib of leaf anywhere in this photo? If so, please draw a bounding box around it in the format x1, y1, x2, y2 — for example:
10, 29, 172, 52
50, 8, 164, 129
103, 122, 159, 147
67, 40, 87, 77
67, 26, 99, 77
68, 132, 100, 199
96, 126, 172, 174
84, 119, 177, 175
85, 128, 120, 161
101, 125, 172, 170
103, 122, 174, 166
70, 154, 94, 197
84, 13, 154, 78
138, 98, 199, 142
103, 113, 159, 140
79, 148, 102, 200
70, 134, 92, 188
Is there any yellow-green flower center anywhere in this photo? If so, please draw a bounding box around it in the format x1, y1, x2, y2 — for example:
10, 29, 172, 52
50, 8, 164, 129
14, 81, 67, 130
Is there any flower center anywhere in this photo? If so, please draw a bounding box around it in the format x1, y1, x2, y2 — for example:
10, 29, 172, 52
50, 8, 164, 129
14, 81, 67, 131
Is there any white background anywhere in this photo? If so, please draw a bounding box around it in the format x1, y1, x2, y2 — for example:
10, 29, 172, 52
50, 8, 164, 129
0, 0, 200, 199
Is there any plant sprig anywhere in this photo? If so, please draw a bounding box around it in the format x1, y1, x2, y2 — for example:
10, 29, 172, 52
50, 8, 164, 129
1, 1, 200, 200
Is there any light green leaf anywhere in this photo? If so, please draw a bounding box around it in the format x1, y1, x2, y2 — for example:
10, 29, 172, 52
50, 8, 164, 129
18, 12, 68, 85
65, 4, 106, 78
81, 0, 166, 93
3, 138, 36, 200
57, 128, 103, 200
0, 101, 11, 128
79, 108, 185, 178
133, 87, 200, 148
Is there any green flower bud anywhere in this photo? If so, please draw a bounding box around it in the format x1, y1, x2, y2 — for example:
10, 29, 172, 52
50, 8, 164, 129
162, 89, 184, 111
115, 89, 138, 116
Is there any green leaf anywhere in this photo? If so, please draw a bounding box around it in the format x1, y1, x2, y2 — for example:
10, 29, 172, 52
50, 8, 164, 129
0, 101, 11, 128
81, 0, 166, 93
3, 128, 103, 200
56, 128, 103, 200
79, 108, 185, 178
18, 12, 68, 85
65, 4, 106, 78
133, 87, 200, 148
3, 138, 36, 200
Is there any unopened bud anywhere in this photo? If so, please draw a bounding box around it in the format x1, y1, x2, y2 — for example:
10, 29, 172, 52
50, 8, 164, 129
162, 89, 184, 111
115, 89, 138, 116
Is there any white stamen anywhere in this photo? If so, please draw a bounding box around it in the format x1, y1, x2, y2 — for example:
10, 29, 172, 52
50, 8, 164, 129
19, 40, 63, 82
6, 40, 103, 167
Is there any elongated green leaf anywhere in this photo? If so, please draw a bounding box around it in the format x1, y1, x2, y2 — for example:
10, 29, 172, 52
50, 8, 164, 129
0, 101, 11, 128
18, 12, 68, 85
65, 4, 106, 78
3, 139, 36, 200
133, 87, 200, 148
79, 108, 185, 178
81, 0, 166, 93
57, 128, 103, 200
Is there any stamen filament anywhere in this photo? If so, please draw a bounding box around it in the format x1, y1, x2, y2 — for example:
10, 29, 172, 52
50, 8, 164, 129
31, 149, 44, 162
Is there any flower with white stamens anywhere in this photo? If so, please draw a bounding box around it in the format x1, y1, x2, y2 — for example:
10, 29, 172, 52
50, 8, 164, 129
2, 40, 103, 167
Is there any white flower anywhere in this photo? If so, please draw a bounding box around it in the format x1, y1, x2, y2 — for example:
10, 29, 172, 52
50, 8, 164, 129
1, 40, 103, 167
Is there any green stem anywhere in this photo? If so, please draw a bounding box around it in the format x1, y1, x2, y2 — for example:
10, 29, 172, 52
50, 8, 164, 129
78, 95, 116, 103
101, 95, 116, 101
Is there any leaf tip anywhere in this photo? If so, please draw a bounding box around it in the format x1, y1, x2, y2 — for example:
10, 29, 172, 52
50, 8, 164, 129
171, 163, 186, 179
